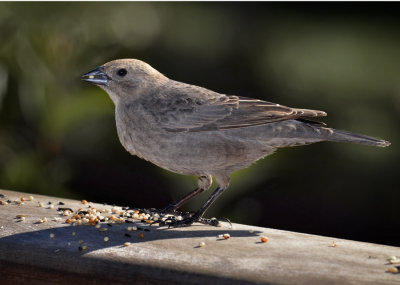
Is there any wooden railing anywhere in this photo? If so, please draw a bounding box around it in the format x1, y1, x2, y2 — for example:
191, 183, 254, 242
0, 189, 399, 285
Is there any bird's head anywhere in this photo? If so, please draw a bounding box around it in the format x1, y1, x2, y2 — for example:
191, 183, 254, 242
82, 59, 168, 104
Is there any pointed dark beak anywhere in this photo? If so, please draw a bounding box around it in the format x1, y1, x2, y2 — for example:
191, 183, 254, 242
82, 66, 110, 86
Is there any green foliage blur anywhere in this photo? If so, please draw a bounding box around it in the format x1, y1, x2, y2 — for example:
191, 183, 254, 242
0, 3, 399, 245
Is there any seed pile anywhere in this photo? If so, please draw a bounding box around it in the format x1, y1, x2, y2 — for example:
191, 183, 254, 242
1, 192, 271, 252
58, 203, 201, 228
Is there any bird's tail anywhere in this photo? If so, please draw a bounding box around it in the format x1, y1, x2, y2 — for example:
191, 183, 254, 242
325, 128, 390, 147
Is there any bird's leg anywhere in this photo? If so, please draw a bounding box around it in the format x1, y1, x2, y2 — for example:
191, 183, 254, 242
168, 186, 228, 226
168, 173, 230, 227
160, 187, 204, 214
160, 175, 212, 214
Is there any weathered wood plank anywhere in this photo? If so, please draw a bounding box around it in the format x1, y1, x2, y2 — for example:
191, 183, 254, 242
0, 189, 399, 285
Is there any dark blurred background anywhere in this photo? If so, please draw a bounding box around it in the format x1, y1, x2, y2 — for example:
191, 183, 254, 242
0, 2, 399, 246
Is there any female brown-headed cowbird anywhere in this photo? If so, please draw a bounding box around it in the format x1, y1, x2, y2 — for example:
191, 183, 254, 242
82, 59, 390, 226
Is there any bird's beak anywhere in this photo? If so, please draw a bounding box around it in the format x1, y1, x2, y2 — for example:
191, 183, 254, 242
82, 66, 110, 86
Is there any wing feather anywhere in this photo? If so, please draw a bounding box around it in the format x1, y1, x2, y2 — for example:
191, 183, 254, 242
140, 81, 326, 132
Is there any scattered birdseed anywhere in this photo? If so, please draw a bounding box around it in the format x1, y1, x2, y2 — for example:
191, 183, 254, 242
99, 228, 108, 232
28, 196, 34, 201
78, 240, 84, 244
389, 256, 400, 264
387, 267, 399, 273
72, 232, 76, 236
59, 207, 73, 212
38, 202, 44, 208
79, 245, 87, 251
48, 204, 54, 209
20, 197, 25, 202
199, 242, 206, 247
138, 232, 145, 239
260, 236, 269, 243
249, 230, 254, 234
123, 242, 131, 247
223, 233, 230, 239
0, 200, 7, 205
19, 217, 25, 222
49, 233, 55, 239
331, 241, 337, 247
16, 214, 25, 219
95, 224, 101, 229
104, 237, 109, 242
81, 200, 88, 205
14, 199, 24, 205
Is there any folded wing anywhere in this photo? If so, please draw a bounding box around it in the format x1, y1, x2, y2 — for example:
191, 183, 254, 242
141, 81, 327, 132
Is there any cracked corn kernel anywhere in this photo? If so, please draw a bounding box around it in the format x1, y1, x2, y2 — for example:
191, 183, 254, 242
223, 233, 230, 239
123, 242, 131, 247
20, 197, 25, 202
81, 200, 88, 205
387, 267, 399, 273
260, 236, 269, 243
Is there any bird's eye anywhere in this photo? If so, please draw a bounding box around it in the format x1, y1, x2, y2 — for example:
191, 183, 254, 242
117, 68, 127, 77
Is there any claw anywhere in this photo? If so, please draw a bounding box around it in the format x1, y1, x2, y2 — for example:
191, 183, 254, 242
167, 214, 200, 228
198, 217, 232, 227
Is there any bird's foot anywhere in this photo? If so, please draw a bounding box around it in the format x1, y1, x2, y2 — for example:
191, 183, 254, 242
198, 217, 232, 227
164, 215, 232, 228
166, 213, 201, 228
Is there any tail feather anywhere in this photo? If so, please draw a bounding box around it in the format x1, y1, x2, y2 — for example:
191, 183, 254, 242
327, 129, 390, 147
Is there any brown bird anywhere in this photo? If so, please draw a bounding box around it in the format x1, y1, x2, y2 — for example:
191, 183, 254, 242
82, 59, 390, 226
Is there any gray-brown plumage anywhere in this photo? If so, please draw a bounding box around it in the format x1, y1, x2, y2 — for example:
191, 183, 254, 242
82, 59, 390, 226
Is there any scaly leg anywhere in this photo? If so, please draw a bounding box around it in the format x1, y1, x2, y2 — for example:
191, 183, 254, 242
160, 175, 212, 213
168, 186, 228, 226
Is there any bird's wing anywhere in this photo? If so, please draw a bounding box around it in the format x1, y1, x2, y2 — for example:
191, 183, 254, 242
141, 82, 326, 132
